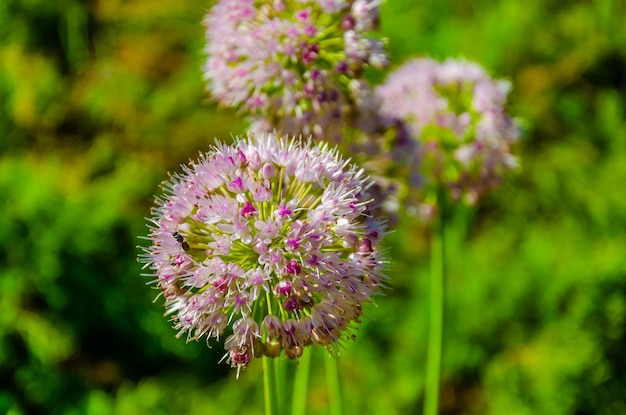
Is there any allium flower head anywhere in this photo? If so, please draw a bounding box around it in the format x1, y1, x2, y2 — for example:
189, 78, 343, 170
140, 134, 386, 375
203, 0, 388, 142
376, 58, 520, 205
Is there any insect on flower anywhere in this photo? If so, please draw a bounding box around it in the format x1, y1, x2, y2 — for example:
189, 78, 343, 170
172, 231, 190, 252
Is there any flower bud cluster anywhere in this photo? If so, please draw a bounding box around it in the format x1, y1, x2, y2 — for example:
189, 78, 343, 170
376, 58, 520, 205
141, 134, 385, 374
203, 0, 388, 142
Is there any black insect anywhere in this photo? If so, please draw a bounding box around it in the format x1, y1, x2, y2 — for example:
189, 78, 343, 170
172, 231, 190, 252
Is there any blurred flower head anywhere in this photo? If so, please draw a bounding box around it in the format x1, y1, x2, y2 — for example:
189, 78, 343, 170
140, 133, 386, 375
376, 57, 521, 206
203, 0, 388, 142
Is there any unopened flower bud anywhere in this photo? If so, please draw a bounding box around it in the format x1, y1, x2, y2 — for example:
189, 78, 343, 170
262, 163, 276, 179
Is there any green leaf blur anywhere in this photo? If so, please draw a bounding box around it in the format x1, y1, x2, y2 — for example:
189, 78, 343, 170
1, 0, 624, 414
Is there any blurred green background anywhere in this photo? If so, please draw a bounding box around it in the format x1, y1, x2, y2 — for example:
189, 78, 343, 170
1, 0, 625, 414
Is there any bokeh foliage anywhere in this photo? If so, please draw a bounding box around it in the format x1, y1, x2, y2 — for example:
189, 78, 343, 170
1, 0, 625, 414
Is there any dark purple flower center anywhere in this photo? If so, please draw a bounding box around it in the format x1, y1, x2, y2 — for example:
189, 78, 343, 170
231, 348, 252, 365
283, 296, 299, 312
302, 43, 320, 65
285, 259, 301, 275
241, 201, 257, 217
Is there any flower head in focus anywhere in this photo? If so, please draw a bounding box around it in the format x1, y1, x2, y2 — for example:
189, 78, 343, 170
139, 134, 386, 375
203, 0, 388, 142
376, 58, 520, 207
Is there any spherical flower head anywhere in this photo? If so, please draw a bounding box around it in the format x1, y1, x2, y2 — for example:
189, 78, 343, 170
203, 0, 388, 142
376, 57, 521, 205
139, 133, 386, 375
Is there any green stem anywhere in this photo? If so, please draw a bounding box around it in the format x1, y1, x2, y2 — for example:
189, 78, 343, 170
277, 357, 286, 415
263, 356, 280, 415
424, 202, 445, 415
325, 353, 342, 415
291, 348, 311, 415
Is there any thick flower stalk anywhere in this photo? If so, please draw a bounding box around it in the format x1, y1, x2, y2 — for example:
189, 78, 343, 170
203, 0, 388, 142
139, 134, 386, 375
376, 58, 520, 206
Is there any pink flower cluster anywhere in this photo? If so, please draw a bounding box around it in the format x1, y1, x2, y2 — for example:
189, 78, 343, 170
203, 0, 387, 142
140, 134, 385, 374
376, 58, 520, 204
142, 1, 523, 377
